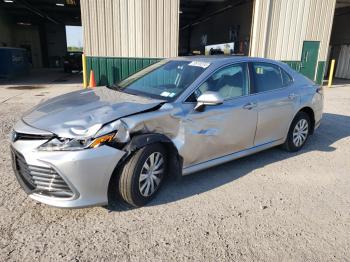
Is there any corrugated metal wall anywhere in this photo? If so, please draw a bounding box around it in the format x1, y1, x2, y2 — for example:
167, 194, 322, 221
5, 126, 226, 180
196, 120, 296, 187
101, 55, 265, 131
80, 0, 180, 58
80, 0, 335, 85
85, 57, 161, 86
250, 0, 336, 61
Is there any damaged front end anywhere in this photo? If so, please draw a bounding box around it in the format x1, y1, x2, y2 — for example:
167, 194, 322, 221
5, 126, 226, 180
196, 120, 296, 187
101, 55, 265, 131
115, 103, 185, 179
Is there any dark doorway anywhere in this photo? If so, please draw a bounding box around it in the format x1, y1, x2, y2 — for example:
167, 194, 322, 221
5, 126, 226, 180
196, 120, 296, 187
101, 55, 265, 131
179, 0, 254, 56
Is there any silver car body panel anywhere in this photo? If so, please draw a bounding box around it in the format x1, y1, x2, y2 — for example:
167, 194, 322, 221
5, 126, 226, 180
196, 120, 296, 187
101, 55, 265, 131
10, 56, 323, 208
12, 121, 126, 208
13, 119, 53, 136
182, 138, 284, 175
22, 87, 165, 139
252, 85, 300, 146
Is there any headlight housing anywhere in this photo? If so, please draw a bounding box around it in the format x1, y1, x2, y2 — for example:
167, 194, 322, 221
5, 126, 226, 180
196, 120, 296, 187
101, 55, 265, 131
38, 120, 130, 151
38, 137, 95, 151
94, 119, 130, 143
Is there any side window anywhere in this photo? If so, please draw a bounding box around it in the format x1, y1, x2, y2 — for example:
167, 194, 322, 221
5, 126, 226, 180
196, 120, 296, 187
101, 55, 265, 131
252, 63, 283, 93
280, 68, 293, 86
193, 63, 249, 101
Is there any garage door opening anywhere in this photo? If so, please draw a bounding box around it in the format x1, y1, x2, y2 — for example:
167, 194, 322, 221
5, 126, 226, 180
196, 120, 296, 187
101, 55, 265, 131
0, 0, 81, 70
179, 0, 254, 57
326, 0, 350, 84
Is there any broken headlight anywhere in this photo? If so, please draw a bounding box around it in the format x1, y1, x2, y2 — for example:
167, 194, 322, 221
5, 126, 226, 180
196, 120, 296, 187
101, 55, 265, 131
94, 119, 130, 144
38, 120, 130, 151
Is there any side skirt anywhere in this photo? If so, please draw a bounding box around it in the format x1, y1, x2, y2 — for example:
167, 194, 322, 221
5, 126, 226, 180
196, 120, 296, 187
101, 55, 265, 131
182, 139, 284, 176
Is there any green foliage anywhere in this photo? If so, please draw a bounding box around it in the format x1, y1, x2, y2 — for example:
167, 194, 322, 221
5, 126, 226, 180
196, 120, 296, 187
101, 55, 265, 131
67, 46, 83, 52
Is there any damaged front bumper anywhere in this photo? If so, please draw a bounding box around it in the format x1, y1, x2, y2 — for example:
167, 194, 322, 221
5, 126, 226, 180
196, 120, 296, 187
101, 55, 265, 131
11, 138, 126, 208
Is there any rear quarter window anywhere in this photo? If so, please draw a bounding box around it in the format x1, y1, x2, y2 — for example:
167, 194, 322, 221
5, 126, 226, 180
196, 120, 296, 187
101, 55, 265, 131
252, 63, 283, 93
280, 68, 293, 86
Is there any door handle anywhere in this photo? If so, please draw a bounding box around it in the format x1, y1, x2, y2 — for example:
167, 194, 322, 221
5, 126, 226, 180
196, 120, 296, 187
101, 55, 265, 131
288, 93, 297, 100
243, 102, 257, 110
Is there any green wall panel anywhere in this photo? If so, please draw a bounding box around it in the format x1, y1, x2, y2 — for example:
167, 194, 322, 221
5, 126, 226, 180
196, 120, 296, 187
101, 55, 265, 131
86, 56, 326, 87
283, 60, 326, 85
315, 61, 326, 85
283, 61, 302, 72
86, 56, 161, 86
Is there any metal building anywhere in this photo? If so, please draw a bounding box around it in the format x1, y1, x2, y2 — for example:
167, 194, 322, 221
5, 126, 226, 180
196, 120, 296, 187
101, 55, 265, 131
1, 0, 349, 84
80, 0, 345, 86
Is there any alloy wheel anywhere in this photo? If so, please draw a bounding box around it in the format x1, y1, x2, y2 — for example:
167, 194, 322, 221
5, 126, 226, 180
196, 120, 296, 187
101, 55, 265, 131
292, 119, 309, 147
138, 152, 164, 197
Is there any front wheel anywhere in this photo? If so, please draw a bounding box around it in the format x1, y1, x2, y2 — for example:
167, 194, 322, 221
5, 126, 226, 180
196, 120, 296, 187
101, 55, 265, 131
118, 144, 167, 207
283, 112, 311, 152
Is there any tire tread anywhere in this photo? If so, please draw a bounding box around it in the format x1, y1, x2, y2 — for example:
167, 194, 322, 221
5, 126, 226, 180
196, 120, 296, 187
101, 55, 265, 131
118, 144, 166, 207
119, 148, 145, 207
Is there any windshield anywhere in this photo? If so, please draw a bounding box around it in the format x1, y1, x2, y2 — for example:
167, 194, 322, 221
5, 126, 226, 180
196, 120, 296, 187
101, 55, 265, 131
115, 60, 209, 101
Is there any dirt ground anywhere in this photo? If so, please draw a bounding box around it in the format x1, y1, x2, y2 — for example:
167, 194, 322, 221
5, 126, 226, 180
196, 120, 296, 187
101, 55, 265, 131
0, 77, 349, 261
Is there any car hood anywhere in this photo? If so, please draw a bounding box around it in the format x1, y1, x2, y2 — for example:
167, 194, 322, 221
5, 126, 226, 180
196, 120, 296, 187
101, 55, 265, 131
22, 87, 165, 138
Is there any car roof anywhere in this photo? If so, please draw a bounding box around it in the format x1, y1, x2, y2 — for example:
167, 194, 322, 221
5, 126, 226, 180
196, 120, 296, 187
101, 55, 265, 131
169, 55, 285, 67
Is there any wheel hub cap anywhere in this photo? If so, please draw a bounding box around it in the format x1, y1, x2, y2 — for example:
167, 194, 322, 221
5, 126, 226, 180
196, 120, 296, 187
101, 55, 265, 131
139, 152, 164, 197
293, 119, 309, 147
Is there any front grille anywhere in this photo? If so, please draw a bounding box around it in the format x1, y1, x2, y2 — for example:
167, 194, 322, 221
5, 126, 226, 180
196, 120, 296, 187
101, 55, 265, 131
11, 148, 74, 198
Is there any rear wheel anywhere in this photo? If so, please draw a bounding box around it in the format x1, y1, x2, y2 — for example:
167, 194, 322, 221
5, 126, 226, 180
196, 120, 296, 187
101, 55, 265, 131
283, 112, 311, 152
118, 144, 167, 207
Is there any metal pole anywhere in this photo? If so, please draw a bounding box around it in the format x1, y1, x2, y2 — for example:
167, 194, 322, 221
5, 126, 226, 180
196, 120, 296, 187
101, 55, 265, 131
82, 54, 87, 88
328, 59, 336, 87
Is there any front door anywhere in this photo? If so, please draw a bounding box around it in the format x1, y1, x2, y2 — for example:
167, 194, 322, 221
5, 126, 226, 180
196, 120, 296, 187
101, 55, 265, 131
300, 41, 320, 81
179, 63, 258, 168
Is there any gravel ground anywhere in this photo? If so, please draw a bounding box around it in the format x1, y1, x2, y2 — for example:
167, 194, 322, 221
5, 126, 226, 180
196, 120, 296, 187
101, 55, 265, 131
0, 82, 349, 261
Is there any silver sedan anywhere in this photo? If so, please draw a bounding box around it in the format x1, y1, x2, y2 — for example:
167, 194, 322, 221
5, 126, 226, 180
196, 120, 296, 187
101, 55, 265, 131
10, 56, 323, 208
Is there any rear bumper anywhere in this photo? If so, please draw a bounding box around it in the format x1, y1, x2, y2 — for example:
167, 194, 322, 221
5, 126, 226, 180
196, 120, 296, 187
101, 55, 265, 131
312, 91, 323, 131
11, 139, 126, 208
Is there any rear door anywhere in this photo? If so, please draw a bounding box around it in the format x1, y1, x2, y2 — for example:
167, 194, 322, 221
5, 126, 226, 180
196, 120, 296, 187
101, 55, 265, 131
250, 62, 298, 146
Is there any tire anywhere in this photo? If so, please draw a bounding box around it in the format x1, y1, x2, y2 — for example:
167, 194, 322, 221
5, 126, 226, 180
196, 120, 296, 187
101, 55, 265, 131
283, 111, 311, 152
118, 144, 167, 207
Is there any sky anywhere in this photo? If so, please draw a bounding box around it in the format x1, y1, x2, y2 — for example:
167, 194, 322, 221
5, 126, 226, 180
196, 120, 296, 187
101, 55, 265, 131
65, 26, 83, 47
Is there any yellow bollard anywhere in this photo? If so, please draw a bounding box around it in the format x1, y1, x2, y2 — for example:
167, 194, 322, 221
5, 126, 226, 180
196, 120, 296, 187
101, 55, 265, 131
328, 59, 335, 87
82, 54, 87, 88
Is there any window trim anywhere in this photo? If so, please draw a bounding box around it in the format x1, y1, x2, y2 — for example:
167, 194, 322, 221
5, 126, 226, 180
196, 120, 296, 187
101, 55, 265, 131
183, 62, 251, 104
279, 66, 294, 87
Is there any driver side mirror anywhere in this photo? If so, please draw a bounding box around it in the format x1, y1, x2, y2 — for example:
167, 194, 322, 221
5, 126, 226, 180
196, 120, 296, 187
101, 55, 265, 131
194, 91, 224, 111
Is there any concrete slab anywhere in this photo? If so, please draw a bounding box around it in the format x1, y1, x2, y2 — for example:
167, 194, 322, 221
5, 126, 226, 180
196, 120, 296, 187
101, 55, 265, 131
0, 84, 349, 261
0, 68, 83, 88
